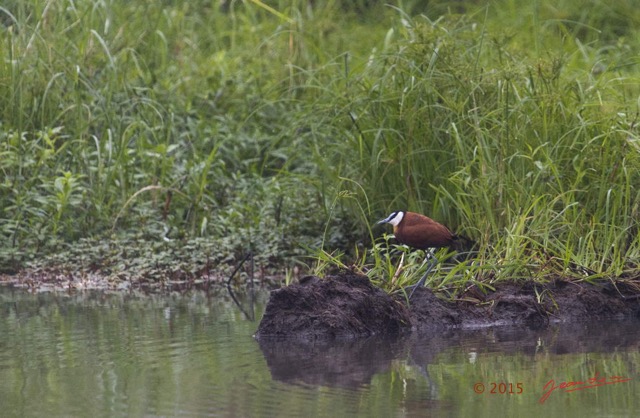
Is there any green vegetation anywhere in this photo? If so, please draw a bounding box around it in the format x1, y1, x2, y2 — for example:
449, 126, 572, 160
1, 0, 639, 290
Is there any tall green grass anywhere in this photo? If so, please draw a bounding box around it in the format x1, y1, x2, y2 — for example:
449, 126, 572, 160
0, 0, 389, 269
1, 0, 639, 288
300, 1, 640, 288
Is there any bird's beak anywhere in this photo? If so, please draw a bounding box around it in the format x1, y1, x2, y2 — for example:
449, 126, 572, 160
375, 218, 387, 225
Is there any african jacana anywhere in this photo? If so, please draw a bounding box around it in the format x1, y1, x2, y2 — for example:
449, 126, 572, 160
377, 211, 467, 298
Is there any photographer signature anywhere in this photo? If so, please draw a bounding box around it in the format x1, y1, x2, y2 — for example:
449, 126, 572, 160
539, 372, 632, 404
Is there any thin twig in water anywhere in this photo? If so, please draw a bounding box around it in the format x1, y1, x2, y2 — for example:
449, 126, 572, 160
226, 252, 255, 321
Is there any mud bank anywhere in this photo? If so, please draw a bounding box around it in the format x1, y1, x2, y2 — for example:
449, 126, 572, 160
255, 273, 412, 339
254, 270, 640, 339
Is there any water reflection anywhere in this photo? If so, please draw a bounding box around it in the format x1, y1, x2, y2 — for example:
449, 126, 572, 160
1, 287, 639, 418
258, 321, 640, 409
258, 336, 407, 388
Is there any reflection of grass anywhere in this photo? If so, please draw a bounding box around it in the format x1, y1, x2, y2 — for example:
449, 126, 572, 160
2, 1, 640, 289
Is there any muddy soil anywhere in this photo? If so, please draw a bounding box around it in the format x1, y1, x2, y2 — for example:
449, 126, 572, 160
0, 263, 280, 292
255, 273, 412, 339
255, 270, 640, 339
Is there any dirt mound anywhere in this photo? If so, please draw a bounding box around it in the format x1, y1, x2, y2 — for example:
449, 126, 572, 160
255, 271, 640, 338
254, 272, 412, 339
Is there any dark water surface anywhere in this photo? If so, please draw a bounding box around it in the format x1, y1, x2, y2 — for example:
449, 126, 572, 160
0, 287, 638, 417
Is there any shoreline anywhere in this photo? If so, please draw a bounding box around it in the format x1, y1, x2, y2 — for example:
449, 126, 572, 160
3, 267, 640, 337
255, 270, 640, 339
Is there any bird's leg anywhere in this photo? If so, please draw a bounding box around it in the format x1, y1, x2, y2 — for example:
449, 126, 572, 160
418, 248, 435, 267
408, 249, 438, 299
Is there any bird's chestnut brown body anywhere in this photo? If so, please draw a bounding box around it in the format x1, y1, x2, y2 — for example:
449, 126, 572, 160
393, 212, 455, 250
377, 211, 462, 251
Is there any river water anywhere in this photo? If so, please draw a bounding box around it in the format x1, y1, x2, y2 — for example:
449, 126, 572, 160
0, 287, 638, 417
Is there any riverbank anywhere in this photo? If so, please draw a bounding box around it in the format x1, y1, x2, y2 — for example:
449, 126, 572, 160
4, 261, 640, 335
0, 238, 287, 292
255, 270, 640, 338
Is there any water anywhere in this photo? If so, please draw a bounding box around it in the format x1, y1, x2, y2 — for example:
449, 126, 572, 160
0, 287, 638, 417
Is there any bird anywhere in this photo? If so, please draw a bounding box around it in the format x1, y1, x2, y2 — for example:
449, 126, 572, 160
376, 211, 468, 298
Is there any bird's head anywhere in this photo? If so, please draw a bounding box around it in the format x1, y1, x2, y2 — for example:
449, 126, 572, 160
376, 211, 405, 226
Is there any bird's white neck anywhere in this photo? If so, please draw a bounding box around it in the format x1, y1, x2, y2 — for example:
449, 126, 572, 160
387, 211, 403, 226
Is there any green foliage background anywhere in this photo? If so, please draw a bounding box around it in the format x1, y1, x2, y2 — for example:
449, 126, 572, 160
1, 0, 639, 283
